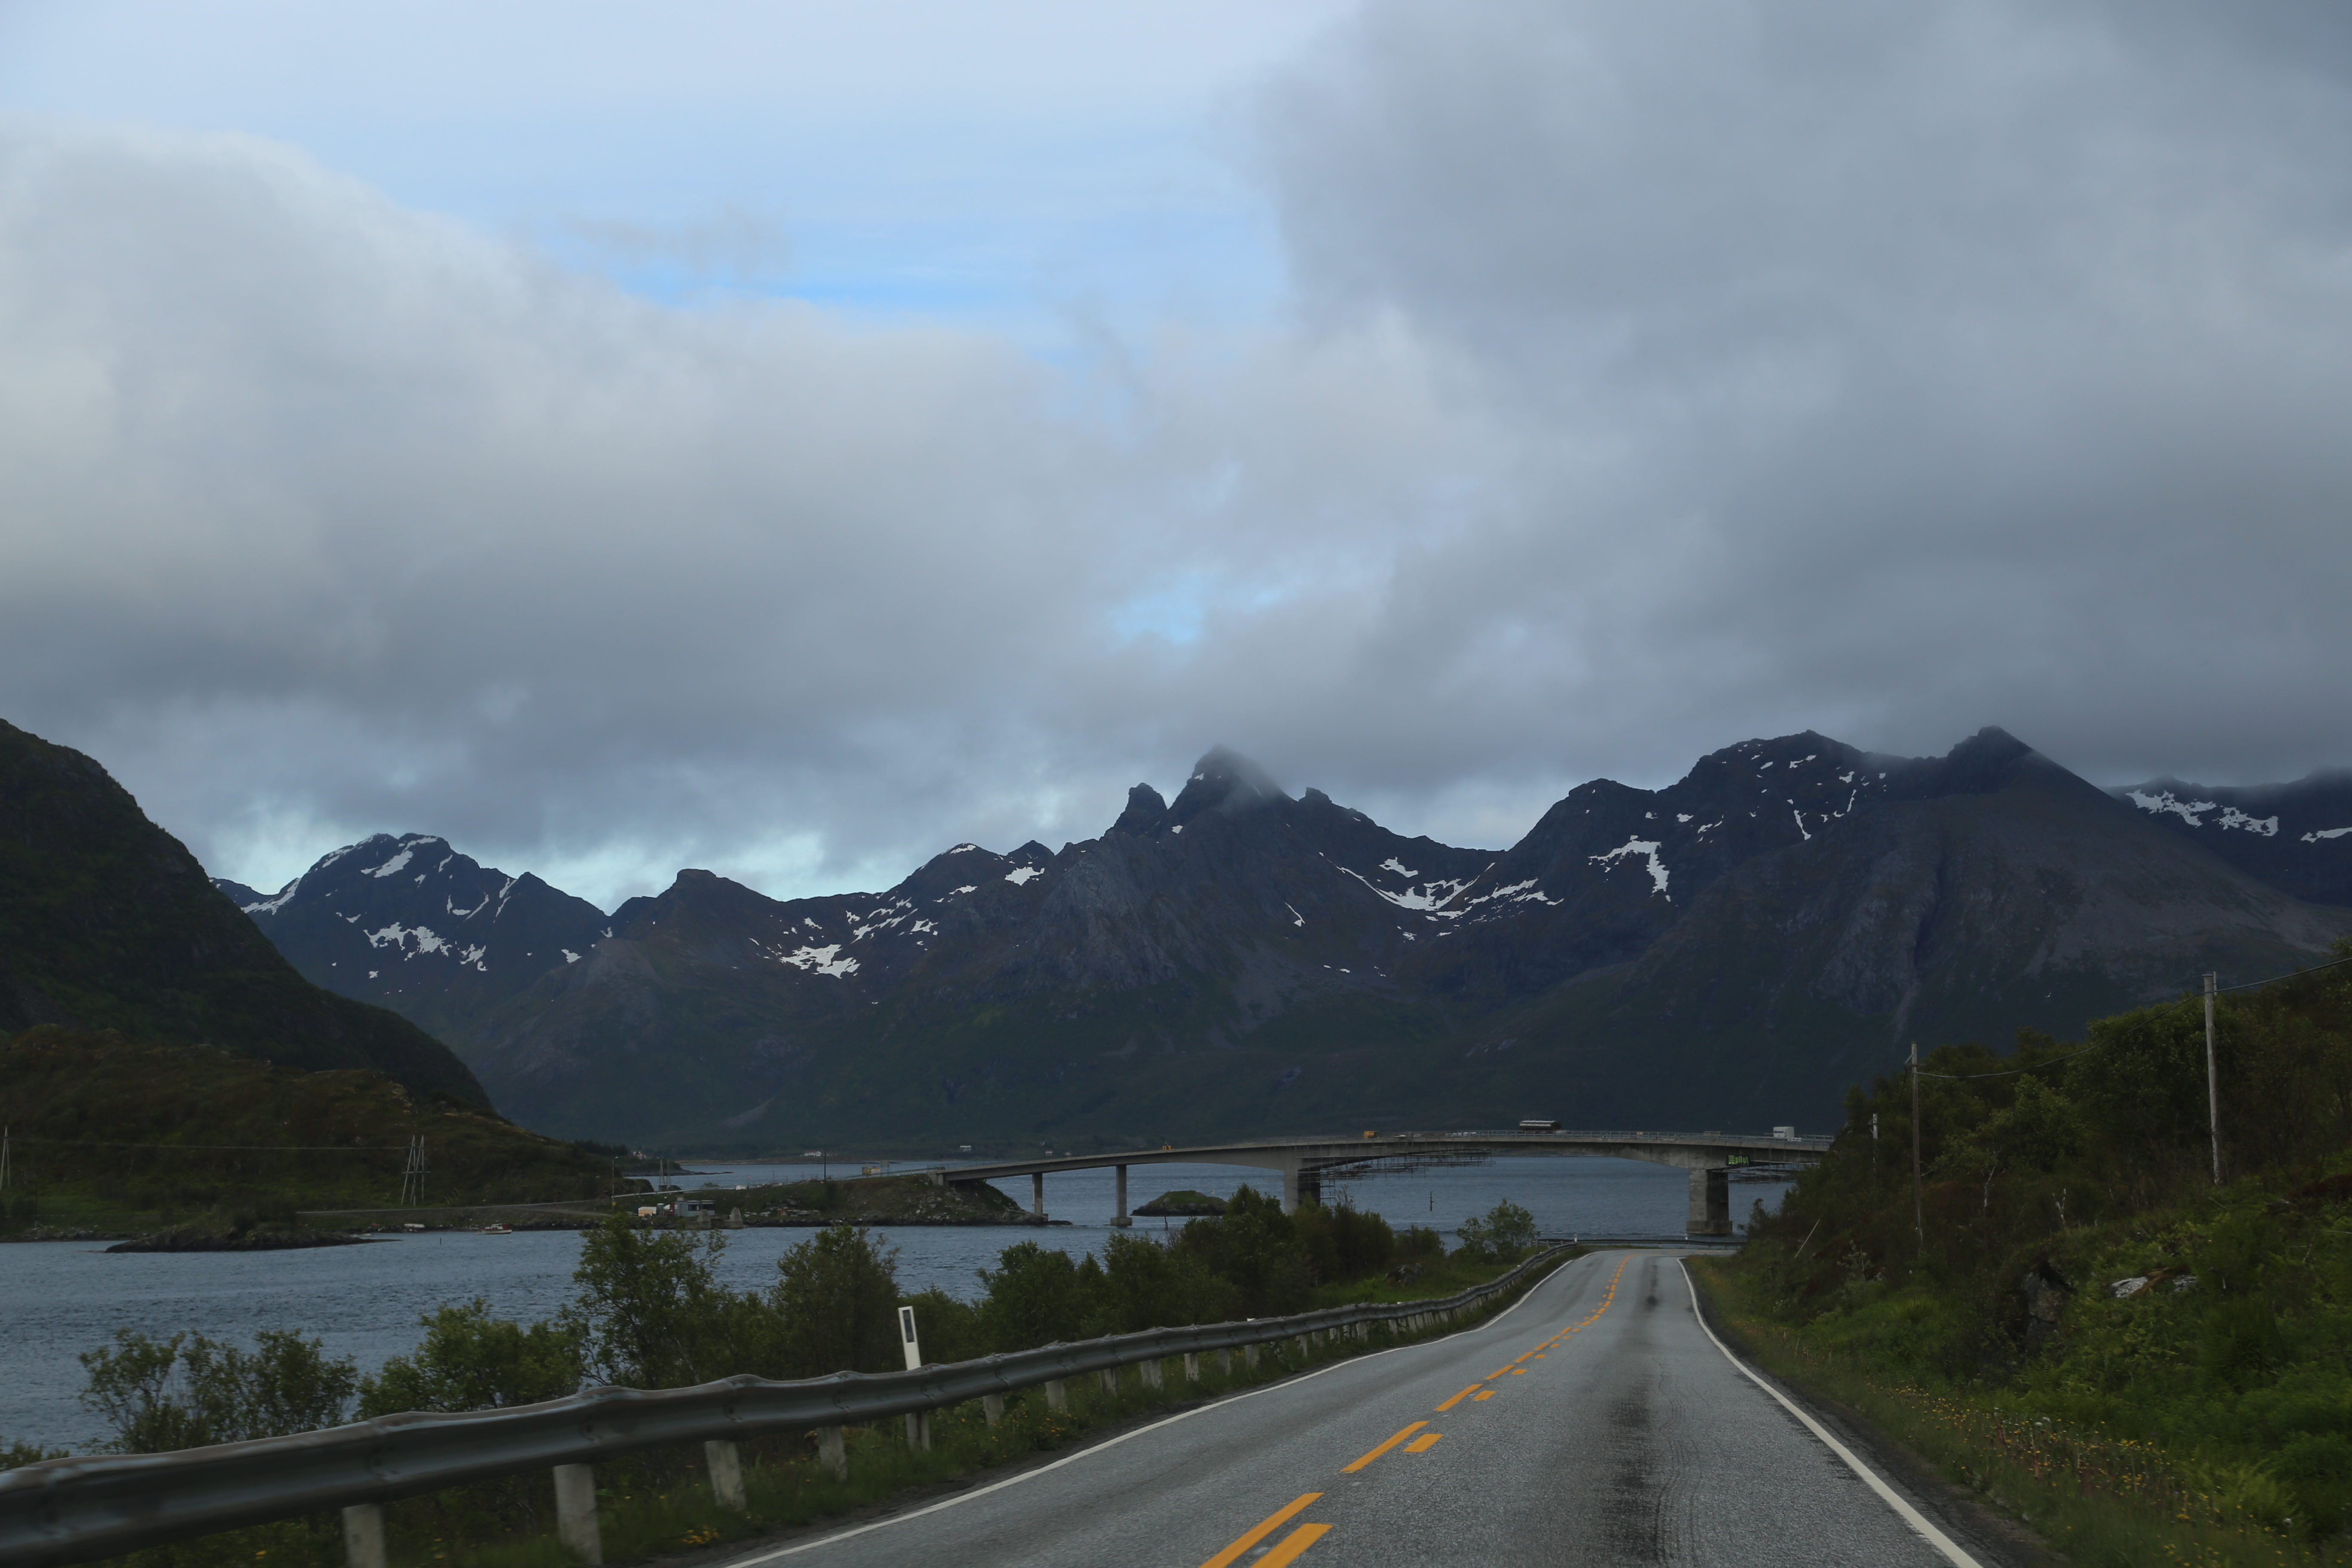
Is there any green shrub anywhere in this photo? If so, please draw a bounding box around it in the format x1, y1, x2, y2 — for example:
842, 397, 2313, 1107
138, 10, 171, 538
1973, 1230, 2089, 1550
79, 1329, 356, 1452
358, 1301, 582, 1417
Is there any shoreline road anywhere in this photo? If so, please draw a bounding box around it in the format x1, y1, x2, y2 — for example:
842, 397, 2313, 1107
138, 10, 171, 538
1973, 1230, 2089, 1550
725, 1252, 1998, 1568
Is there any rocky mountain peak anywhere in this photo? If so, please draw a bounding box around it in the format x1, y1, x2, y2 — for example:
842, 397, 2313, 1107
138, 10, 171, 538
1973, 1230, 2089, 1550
1167, 746, 1286, 826
1108, 783, 1168, 837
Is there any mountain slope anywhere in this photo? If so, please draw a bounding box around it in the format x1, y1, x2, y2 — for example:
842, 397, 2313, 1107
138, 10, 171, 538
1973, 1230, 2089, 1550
0, 718, 488, 1106
2113, 770, 2352, 906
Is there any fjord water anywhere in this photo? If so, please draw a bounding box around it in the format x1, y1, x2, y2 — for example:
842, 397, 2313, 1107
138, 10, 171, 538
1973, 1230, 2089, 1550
0, 1156, 1793, 1455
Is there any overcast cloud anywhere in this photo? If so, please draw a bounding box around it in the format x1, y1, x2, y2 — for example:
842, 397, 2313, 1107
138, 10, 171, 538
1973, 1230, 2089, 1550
3, 0, 2350, 908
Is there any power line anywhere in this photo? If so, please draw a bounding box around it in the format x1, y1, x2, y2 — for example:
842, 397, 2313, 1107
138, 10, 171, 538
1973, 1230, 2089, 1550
1913, 952, 2350, 1082
1919, 1048, 2107, 1086
2213, 950, 2352, 993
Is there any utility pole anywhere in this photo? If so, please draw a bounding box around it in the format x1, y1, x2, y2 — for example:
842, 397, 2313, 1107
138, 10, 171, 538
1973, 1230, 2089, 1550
399, 1137, 429, 1207
2204, 972, 2222, 1185
1910, 1042, 1923, 1247
1, 1124, 10, 1193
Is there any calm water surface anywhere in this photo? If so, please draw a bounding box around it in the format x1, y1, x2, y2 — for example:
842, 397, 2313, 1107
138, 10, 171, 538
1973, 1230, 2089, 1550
0, 1156, 1791, 1453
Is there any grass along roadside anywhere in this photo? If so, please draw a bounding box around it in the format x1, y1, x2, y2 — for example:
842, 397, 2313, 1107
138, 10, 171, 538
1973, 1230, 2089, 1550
1691, 1258, 2327, 1568
79, 1248, 1582, 1568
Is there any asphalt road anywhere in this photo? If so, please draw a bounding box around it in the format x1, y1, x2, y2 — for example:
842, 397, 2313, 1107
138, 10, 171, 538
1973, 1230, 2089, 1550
725, 1251, 1995, 1567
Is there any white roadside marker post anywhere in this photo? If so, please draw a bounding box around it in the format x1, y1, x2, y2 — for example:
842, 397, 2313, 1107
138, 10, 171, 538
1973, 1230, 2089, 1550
898, 1304, 930, 1450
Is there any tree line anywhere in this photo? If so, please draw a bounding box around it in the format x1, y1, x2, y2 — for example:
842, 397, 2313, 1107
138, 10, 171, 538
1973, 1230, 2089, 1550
24, 1185, 1540, 1458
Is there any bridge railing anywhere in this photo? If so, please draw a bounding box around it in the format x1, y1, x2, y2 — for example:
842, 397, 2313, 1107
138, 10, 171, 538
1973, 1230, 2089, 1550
0, 1245, 1583, 1568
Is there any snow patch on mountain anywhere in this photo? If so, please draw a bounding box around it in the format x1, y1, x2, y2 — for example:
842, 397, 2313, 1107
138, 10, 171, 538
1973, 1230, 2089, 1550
2127, 790, 2278, 836
1591, 838, 1672, 898
2304, 827, 2352, 843
1005, 866, 1043, 885
242, 882, 300, 916
365, 848, 414, 879
776, 943, 859, 978
1335, 865, 1468, 912
2128, 789, 2219, 826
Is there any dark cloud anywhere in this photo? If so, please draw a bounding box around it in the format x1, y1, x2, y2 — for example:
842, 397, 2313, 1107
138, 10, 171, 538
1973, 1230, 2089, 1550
4, 4, 2351, 904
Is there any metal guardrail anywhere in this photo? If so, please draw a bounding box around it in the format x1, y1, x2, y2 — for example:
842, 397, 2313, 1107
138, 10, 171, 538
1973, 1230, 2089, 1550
0, 1246, 1581, 1567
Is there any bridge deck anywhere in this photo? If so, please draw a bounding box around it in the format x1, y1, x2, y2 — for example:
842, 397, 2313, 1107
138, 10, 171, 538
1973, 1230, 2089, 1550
934, 1129, 1831, 1188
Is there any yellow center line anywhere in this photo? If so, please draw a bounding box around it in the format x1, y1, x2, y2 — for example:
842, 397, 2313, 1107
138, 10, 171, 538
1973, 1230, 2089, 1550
1473, 1390, 1496, 1401
1200, 1493, 1323, 1568
1341, 1421, 1429, 1473
1404, 1433, 1443, 1453
1257, 1524, 1334, 1568
1434, 1384, 1484, 1412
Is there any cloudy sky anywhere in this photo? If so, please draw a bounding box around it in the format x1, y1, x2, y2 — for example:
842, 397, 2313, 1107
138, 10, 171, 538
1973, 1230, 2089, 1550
4, 1, 2350, 910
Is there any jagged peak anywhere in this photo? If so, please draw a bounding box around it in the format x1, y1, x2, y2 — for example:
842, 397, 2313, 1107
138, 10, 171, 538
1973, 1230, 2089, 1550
1167, 747, 1287, 825
1108, 783, 1168, 837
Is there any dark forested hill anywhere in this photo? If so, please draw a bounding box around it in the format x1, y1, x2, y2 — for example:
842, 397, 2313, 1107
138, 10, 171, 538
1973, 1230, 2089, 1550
219, 730, 2349, 1149
0, 718, 487, 1106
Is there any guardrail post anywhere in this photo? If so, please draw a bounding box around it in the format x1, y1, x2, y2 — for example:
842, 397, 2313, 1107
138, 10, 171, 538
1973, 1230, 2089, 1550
341, 1503, 386, 1568
553, 1463, 601, 1565
1243, 1344, 1259, 1372
817, 1425, 848, 1481
1044, 1378, 1068, 1412
902, 1410, 931, 1450
1216, 1349, 1231, 1376
983, 1393, 1005, 1426
1183, 1352, 1201, 1382
1097, 1366, 1118, 1395
1294, 1333, 1311, 1359
1140, 1356, 1163, 1390
704, 1440, 747, 1511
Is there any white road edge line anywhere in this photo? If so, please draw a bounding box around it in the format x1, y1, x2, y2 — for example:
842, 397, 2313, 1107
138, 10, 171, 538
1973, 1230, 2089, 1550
1677, 1260, 1986, 1568
719, 1251, 1595, 1565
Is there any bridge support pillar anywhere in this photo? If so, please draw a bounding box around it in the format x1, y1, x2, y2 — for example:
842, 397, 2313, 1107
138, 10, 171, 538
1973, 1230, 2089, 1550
553, 1463, 601, 1565
1687, 1167, 1732, 1236
1111, 1164, 1131, 1226
1277, 1159, 1322, 1214
341, 1504, 386, 1568
1031, 1172, 1045, 1217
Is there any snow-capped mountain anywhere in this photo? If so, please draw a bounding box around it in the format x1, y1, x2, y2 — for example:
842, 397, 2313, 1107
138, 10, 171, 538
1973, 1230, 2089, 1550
216, 834, 610, 1044
220, 731, 2351, 1147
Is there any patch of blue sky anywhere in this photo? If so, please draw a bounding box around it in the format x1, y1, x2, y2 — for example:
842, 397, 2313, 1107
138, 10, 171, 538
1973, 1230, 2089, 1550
1109, 576, 1216, 647
0, 0, 1336, 348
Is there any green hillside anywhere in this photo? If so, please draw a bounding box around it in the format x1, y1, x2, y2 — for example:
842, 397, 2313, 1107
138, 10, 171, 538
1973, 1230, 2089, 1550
0, 1029, 616, 1235
1706, 942, 2352, 1560
0, 717, 485, 1105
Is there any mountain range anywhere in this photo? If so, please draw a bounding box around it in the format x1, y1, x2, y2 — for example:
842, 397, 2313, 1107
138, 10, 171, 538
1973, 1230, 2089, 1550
214, 727, 2352, 1149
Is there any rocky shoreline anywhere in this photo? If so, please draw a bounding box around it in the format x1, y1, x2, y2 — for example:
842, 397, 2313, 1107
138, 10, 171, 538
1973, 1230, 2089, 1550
105, 1226, 381, 1253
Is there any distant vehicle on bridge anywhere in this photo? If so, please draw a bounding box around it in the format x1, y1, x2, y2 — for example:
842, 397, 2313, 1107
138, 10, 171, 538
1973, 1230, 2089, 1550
1518, 1118, 1562, 1132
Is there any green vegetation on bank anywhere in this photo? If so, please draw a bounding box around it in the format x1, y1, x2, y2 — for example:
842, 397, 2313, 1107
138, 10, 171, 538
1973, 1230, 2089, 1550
1715, 941, 2352, 1563
8, 1193, 1561, 1568
0, 1029, 619, 1237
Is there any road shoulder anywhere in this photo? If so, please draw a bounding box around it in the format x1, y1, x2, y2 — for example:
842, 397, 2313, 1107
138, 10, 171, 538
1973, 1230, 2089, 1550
1679, 1259, 2058, 1568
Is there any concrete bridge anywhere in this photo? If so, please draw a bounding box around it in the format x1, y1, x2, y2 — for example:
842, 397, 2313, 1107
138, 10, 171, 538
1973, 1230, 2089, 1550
928, 1127, 1833, 1236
